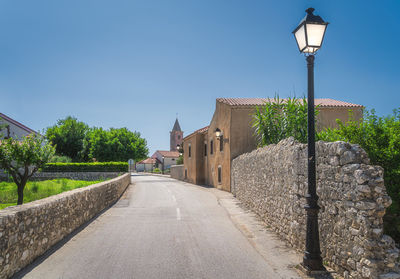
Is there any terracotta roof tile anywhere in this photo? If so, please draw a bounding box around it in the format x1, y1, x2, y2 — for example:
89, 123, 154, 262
184, 125, 209, 140
216, 98, 363, 108
153, 150, 180, 158
138, 158, 157, 164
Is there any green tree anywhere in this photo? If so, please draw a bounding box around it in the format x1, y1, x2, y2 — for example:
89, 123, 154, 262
46, 116, 88, 161
252, 96, 317, 146
83, 127, 148, 162
318, 109, 400, 242
0, 134, 55, 204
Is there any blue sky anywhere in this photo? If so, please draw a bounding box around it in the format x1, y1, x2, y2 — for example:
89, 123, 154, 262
0, 0, 399, 155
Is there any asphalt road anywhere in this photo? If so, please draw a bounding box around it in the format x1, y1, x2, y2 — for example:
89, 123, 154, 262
14, 174, 302, 279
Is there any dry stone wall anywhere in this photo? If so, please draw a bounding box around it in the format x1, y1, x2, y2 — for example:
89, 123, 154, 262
0, 173, 130, 279
231, 138, 399, 279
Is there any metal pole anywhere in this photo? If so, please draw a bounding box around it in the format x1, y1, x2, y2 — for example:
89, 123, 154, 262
303, 54, 324, 271
162, 157, 164, 174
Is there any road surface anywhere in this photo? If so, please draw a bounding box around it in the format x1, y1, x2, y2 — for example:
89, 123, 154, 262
14, 174, 302, 279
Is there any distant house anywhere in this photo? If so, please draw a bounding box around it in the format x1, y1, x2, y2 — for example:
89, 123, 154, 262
0, 112, 37, 139
152, 150, 180, 171
136, 158, 159, 172
183, 98, 364, 192
137, 118, 183, 172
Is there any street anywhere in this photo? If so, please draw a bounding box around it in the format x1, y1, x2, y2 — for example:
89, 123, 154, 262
14, 174, 302, 279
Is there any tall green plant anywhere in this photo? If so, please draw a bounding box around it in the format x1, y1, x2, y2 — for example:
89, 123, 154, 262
318, 108, 400, 243
252, 96, 317, 146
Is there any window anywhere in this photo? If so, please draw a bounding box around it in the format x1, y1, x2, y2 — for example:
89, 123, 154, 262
210, 140, 214, 155
185, 169, 188, 179
204, 143, 207, 156
219, 136, 224, 152
218, 166, 222, 184
178, 135, 181, 140
172, 158, 175, 161
188, 144, 191, 157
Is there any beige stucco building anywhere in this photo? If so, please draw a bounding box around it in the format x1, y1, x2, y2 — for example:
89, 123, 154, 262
183, 98, 363, 192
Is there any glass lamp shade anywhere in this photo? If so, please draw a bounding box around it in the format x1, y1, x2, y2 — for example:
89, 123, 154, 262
293, 8, 328, 54
215, 128, 222, 138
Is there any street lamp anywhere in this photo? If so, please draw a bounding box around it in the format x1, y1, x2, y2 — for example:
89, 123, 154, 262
162, 156, 165, 175
215, 128, 222, 139
293, 7, 328, 273
176, 144, 183, 155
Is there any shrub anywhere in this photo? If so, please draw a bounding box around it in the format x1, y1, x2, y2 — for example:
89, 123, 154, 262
152, 168, 161, 173
49, 155, 73, 163
176, 155, 183, 165
42, 162, 128, 172
252, 96, 318, 146
318, 108, 400, 243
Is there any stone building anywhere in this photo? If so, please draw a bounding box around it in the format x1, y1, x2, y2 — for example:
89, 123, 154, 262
138, 119, 183, 172
0, 112, 37, 139
151, 150, 180, 171
170, 118, 183, 151
136, 158, 158, 172
183, 98, 364, 191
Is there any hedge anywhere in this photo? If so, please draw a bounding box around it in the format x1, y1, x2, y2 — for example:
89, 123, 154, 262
41, 162, 128, 172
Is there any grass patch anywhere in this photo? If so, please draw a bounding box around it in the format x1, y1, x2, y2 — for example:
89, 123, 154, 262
0, 179, 103, 209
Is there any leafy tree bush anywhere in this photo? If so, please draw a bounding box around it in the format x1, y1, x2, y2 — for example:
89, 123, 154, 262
49, 155, 73, 163
176, 155, 183, 165
0, 135, 55, 204
152, 168, 161, 173
46, 117, 149, 162
46, 116, 88, 161
252, 96, 317, 146
318, 109, 400, 243
81, 127, 148, 162
42, 162, 128, 172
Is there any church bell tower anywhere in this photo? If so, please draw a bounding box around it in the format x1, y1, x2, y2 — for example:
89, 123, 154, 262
170, 118, 183, 151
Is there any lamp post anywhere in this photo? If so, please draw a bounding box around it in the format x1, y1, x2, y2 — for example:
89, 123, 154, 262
293, 7, 328, 272
176, 144, 182, 155
162, 156, 165, 174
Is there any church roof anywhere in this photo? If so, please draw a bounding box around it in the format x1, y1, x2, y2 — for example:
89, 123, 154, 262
172, 118, 182, 132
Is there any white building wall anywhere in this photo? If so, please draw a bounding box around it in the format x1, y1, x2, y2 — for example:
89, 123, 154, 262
0, 119, 33, 139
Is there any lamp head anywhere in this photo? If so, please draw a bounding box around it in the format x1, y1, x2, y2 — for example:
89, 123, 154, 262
293, 7, 328, 54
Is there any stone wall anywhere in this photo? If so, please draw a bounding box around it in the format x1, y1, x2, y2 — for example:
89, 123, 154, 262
231, 138, 399, 279
0, 171, 122, 182
0, 173, 131, 279
170, 165, 184, 181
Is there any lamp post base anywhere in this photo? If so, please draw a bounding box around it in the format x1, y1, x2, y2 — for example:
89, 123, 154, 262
298, 262, 327, 276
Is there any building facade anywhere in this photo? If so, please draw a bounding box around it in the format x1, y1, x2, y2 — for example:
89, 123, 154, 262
0, 112, 37, 139
183, 98, 364, 192
170, 118, 183, 152
136, 158, 158, 172
152, 150, 180, 171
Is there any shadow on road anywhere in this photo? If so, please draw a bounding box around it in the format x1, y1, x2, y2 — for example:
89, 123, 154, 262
11, 185, 132, 279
